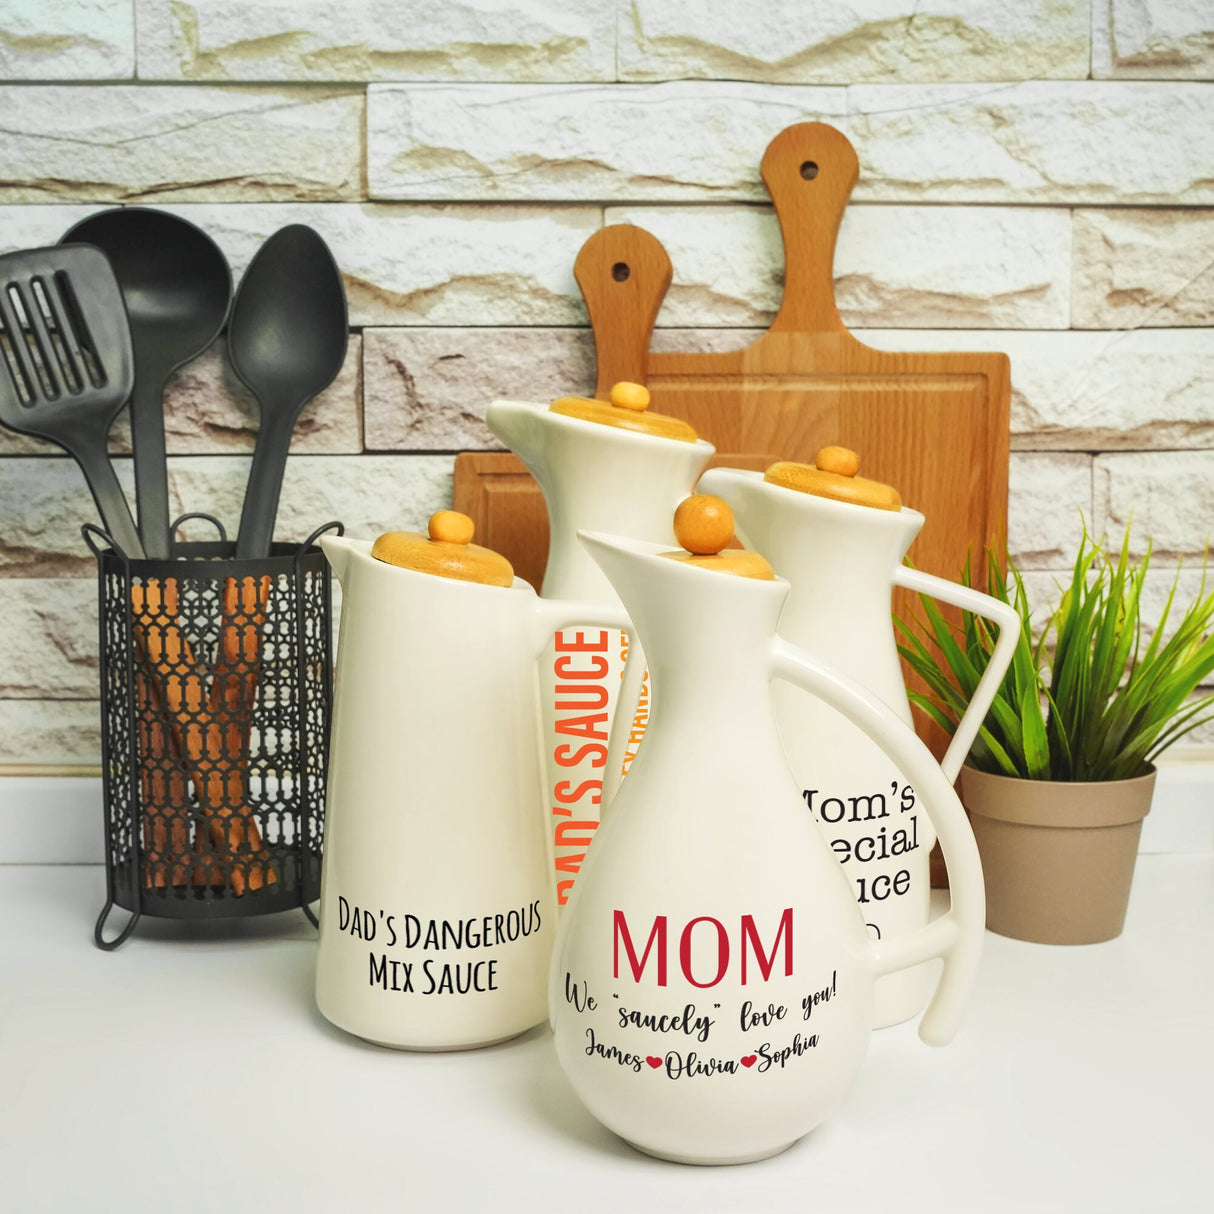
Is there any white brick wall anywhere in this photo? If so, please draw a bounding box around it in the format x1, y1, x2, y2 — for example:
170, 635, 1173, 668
1, 0, 1212, 763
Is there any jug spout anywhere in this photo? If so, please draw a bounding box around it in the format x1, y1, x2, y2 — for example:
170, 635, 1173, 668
579, 530, 787, 683
489, 398, 715, 601
318, 533, 357, 585
485, 399, 545, 467
697, 467, 775, 547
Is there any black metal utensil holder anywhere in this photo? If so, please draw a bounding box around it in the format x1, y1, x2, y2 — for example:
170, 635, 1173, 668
87, 516, 341, 949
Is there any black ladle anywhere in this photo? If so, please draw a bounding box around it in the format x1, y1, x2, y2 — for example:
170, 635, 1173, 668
62, 208, 231, 560
228, 225, 348, 558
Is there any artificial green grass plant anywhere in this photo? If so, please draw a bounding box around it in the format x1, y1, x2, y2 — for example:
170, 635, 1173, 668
896, 526, 1214, 782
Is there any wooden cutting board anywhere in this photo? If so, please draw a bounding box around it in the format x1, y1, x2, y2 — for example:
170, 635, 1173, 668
576, 121, 1010, 597
456, 122, 1009, 607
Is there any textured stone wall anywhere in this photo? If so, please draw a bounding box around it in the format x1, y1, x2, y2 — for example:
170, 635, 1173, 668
2, 0, 1213, 763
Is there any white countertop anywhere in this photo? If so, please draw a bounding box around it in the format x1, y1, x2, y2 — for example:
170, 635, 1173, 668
1, 859, 1211, 1214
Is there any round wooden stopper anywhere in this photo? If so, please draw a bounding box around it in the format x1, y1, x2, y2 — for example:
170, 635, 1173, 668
372, 511, 514, 586
815, 446, 860, 478
662, 494, 774, 579
609, 381, 651, 412
428, 510, 475, 545
673, 494, 735, 555
549, 393, 698, 443
663, 549, 776, 580
764, 459, 901, 511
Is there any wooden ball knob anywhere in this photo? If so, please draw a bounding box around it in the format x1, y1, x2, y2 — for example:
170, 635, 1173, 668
815, 446, 860, 478
610, 381, 650, 412
674, 495, 735, 555
428, 510, 475, 545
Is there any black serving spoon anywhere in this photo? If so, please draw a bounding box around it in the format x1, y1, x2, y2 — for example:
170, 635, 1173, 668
228, 225, 348, 558
0, 244, 143, 557
62, 208, 231, 559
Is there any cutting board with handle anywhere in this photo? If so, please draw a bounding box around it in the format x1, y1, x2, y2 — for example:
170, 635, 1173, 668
457, 121, 1008, 601
576, 121, 1010, 599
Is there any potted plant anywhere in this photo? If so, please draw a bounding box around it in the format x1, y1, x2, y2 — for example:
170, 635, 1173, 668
897, 525, 1214, 944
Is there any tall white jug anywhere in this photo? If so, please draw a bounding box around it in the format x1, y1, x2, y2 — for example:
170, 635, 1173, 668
315, 518, 625, 1049
486, 388, 713, 908
549, 507, 986, 1164
700, 459, 1018, 1025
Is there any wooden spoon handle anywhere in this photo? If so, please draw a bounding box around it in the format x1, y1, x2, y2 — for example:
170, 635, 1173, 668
761, 122, 858, 336
132, 664, 190, 889
131, 577, 276, 895
575, 224, 672, 397
130, 578, 195, 888
211, 573, 270, 745
131, 577, 207, 748
199, 573, 275, 895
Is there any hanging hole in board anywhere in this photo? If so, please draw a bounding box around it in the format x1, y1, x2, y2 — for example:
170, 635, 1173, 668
800, 161, 819, 181
612, 262, 631, 283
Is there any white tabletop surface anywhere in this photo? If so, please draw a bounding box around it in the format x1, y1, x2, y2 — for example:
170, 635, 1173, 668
1, 858, 1211, 1214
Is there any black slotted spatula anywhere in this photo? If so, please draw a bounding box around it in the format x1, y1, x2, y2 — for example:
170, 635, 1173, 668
0, 244, 144, 558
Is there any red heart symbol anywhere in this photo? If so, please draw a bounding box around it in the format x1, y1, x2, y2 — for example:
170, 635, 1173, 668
646, 1056, 663, 1069
740, 1055, 757, 1068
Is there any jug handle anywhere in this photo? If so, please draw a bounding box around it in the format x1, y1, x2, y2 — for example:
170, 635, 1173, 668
769, 638, 985, 1047
892, 568, 1022, 783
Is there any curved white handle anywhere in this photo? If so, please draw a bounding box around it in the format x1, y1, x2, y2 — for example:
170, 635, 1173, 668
894, 567, 1021, 782
770, 638, 985, 1047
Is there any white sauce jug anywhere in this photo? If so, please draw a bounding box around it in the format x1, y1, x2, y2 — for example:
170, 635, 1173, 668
486, 390, 713, 909
549, 512, 985, 1164
315, 524, 625, 1049
700, 462, 1018, 1025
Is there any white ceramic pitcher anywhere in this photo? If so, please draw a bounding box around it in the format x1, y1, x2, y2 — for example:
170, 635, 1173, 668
549, 516, 985, 1165
315, 522, 625, 1050
698, 462, 1018, 1027
486, 389, 714, 909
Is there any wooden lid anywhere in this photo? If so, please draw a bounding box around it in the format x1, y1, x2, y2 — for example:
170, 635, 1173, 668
659, 494, 775, 580
371, 511, 514, 586
549, 381, 698, 443
764, 446, 901, 511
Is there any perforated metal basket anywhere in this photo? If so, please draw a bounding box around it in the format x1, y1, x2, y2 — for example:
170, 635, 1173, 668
88, 516, 340, 949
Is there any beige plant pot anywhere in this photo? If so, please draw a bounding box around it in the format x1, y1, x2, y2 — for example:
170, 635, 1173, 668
959, 765, 1156, 945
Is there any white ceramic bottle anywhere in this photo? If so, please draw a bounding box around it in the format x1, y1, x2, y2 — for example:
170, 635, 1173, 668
315, 518, 625, 1050
486, 388, 713, 910
700, 459, 1018, 1027
549, 508, 985, 1165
